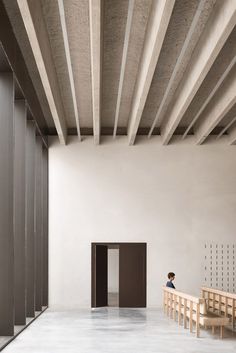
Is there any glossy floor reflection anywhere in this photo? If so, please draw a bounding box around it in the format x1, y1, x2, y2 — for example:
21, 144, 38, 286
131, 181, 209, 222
2, 308, 236, 353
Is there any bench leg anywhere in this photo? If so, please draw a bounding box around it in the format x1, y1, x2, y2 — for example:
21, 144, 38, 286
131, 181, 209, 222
178, 302, 181, 326
196, 305, 200, 338
184, 315, 187, 329
170, 294, 173, 319
220, 326, 224, 339
189, 319, 193, 333
183, 299, 187, 329
212, 326, 215, 335
189, 302, 193, 333
196, 324, 200, 338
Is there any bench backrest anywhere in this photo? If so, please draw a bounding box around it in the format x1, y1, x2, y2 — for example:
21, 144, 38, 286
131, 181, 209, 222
201, 287, 236, 327
163, 286, 206, 314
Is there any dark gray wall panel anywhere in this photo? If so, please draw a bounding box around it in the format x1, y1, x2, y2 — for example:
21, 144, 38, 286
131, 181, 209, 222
0, 72, 14, 335
14, 99, 27, 325
35, 137, 43, 311
42, 147, 48, 307
25, 120, 36, 317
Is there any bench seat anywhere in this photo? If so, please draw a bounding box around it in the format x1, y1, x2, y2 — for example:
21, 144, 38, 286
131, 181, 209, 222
179, 307, 230, 326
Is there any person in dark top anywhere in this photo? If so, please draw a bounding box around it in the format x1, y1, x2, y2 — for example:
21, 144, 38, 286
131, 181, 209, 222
166, 272, 176, 289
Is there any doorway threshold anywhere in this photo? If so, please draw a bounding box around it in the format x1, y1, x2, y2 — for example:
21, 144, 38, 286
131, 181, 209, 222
108, 292, 119, 307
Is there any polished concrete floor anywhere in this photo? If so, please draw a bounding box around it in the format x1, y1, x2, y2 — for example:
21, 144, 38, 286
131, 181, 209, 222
2, 308, 236, 353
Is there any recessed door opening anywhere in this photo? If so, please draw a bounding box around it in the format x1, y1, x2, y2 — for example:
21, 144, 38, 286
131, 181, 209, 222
108, 247, 119, 307
91, 243, 146, 308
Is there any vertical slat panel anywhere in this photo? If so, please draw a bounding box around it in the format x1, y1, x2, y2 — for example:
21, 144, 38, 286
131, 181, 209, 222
35, 137, 43, 311
0, 72, 14, 335
42, 147, 48, 307
25, 119, 36, 317
14, 99, 26, 325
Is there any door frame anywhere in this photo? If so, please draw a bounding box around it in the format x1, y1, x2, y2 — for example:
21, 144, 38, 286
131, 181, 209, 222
91, 242, 147, 308
91, 243, 108, 308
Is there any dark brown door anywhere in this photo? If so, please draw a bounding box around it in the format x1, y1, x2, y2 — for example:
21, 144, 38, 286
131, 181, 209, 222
91, 244, 108, 307
119, 243, 146, 307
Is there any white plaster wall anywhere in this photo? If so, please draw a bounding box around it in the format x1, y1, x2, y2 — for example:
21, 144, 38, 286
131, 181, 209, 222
108, 249, 119, 293
48, 136, 236, 309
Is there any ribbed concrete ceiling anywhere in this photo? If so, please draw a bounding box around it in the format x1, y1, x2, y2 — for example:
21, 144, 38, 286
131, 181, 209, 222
3, 0, 236, 145
180, 26, 236, 128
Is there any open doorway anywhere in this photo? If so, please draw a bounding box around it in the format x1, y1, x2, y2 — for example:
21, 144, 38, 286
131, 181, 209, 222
108, 246, 119, 307
91, 243, 146, 308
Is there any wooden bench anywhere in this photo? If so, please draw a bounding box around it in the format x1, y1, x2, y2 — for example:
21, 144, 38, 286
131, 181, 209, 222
163, 287, 229, 338
201, 287, 236, 331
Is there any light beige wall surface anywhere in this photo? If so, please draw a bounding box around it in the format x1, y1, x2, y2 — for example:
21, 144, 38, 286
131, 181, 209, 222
48, 136, 236, 309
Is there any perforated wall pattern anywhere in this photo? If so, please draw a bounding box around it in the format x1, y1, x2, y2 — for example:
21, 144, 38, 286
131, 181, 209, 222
204, 243, 235, 293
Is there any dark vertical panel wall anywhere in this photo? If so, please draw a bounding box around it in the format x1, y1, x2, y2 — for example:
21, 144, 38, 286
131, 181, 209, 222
0, 36, 49, 344
42, 147, 48, 307
25, 119, 36, 317
14, 99, 27, 325
119, 243, 147, 308
0, 73, 14, 335
35, 137, 43, 311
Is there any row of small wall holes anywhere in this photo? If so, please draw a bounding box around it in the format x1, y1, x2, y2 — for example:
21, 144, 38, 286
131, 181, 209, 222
205, 270, 235, 276
205, 279, 235, 287
205, 244, 235, 248
209, 252, 234, 255
205, 277, 235, 282
206, 257, 234, 260
209, 262, 235, 265
205, 262, 235, 269
208, 284, 233, 289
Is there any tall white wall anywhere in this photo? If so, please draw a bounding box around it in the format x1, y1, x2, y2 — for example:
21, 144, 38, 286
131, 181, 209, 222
48, 136, 236, 309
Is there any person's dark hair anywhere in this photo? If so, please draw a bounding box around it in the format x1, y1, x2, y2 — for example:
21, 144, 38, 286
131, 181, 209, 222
168, 272, 175, 279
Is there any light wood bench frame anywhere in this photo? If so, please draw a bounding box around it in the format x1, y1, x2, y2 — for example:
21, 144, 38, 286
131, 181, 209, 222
201, 287, 236, 331
163, 287, 229, 338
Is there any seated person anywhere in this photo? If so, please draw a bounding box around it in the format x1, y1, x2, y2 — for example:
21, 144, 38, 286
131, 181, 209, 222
166, 272, 175, 289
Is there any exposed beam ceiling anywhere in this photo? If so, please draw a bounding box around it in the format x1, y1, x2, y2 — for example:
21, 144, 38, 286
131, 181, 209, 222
183, 55, 236, 139
161, 0, 236, 145
2, 0, 236, 146
217, 115, 236, 139
148, 0, 209, 138
113, 0, 134, 138
16, 0, 67, 144
229, 124, 236, 145
127, 0, 175, 145
57, 0, 81, 141
194, 65, 236, 144
89, 0, 102, 145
